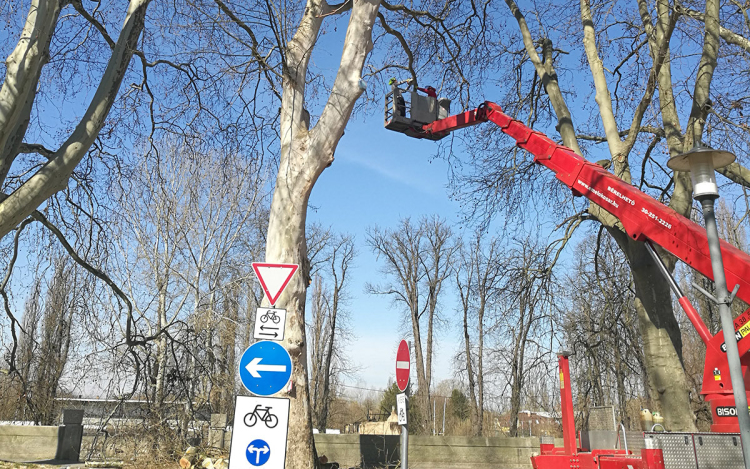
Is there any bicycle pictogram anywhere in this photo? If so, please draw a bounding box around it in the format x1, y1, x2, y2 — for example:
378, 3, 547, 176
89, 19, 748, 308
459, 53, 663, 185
244, 404, 279, 429
260, 310, 281, 324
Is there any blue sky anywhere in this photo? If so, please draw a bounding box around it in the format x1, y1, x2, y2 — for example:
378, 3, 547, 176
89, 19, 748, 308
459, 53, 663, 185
301, 9, 506, 396
307, 113, 469, 393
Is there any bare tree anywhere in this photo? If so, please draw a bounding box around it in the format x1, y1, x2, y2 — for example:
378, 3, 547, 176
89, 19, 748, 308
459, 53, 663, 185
112, 140, 266, 436
456, 232, 504, 436
367, 216, 457, 432
562, 232, 646, 430
308, 232, 355, 431
486, 236, 557, 437
32, 257, 81, 424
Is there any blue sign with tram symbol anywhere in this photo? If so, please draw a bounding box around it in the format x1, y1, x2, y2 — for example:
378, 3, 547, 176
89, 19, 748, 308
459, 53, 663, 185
239, 341, 293, 396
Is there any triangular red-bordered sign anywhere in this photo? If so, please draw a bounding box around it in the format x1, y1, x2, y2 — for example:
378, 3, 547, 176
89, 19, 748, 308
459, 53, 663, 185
252, 263, 299, 306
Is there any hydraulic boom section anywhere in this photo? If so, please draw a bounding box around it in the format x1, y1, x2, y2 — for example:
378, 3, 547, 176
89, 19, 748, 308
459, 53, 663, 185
385, 100, 750, 434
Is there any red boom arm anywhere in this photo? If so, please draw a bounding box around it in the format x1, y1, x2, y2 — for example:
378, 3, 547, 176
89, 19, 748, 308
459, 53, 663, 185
419, 102, 750, 431
423, 102, 750, 312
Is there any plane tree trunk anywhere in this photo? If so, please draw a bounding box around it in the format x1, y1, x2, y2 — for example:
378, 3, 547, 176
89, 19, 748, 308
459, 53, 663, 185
263, 1, 380, 466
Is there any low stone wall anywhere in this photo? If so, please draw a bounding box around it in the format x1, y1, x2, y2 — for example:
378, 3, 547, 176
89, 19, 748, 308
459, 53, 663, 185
0, 410, 84, 462
3, 421, 554, 468
312, 434, 560, 469
219, 431, 555, 468
0, 425, 59, 461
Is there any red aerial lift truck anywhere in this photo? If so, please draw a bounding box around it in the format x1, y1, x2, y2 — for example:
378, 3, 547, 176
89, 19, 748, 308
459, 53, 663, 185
384, 90, 750, 468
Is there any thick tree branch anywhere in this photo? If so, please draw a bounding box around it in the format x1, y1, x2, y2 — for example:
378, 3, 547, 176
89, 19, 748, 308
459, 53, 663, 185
718, 162, 750, 189
504, 0, 581, 154
576, 126, 665, 143
669, 0, 721, 220
0, 0, 62, 188
279, 0, 325, 153
622, 11, 677, 157
313, 0, 380, 158
684, 0, 721, 150
678, 5, 750, 54
580, 0, 632, 181
17, 143, 55, 159
0, 0, 151, 240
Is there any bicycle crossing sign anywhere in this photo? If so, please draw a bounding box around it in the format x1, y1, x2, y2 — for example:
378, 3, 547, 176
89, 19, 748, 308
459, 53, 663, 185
397, 393, 408, 425
239, 341, 293, 396
253, 308, 286, 341
229, 395, 289, 469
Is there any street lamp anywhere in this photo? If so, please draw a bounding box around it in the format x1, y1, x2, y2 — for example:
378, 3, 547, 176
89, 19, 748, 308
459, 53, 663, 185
668, 146, 750, 467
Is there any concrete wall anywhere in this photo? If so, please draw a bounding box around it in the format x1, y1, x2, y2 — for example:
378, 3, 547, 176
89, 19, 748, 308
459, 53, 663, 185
312, 434, 561, 469
0, 410, 83, 462
0, 425, 59, 461
3, 422, 554, 468
221, 430, 555, 468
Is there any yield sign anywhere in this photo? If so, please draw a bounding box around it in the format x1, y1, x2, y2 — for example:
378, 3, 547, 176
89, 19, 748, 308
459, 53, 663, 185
396, 340, 410, 392
252, 263, 298, 306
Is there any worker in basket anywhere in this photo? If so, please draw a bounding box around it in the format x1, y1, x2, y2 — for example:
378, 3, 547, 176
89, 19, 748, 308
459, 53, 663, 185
418, 85, 437, 98
388, 77, 407, 117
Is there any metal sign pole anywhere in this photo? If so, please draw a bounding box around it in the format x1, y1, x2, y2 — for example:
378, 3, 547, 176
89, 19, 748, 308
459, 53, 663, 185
396, 340, 411, 469
401, 390, 409, 469
701, 197, 750, 468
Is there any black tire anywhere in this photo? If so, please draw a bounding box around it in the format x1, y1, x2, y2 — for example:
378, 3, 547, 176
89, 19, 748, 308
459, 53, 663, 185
244, 412, 258, 427
271, 314, 280, 324
266, 414, 279, 429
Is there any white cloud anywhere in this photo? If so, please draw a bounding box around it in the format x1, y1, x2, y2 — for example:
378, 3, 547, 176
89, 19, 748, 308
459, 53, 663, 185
339, 150, 444, 197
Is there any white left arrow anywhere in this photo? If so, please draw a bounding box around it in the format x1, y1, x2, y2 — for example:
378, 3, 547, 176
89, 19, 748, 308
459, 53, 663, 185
246, 357, 287, 378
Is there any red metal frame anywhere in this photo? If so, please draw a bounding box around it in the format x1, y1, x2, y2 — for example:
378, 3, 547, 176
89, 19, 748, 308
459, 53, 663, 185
559, 353, 576, 456
530, 354, 665, 469
389, 101, 750, 467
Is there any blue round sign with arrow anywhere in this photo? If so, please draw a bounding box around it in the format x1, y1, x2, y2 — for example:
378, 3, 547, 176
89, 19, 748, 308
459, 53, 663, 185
246, 439, 271, 466
239, 341, 293, 396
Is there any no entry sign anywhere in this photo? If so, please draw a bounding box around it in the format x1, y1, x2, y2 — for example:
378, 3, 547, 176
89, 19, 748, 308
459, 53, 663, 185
396, 340, 410, 392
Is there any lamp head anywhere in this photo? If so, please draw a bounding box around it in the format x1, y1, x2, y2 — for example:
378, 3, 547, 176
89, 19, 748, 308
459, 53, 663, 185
667, 146, 736, 199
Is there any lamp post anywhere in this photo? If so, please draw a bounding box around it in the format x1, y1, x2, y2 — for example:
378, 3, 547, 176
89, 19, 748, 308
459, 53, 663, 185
668, 146, 750, 467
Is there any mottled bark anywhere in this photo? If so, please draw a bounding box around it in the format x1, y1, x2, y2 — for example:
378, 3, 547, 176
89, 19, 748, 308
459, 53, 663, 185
0, 0, 61, 185
264, 1, 380, 466
610, 229, 696, 429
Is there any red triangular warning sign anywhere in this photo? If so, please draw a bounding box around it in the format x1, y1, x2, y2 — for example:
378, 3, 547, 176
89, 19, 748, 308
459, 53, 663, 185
252, 263, 299, 306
